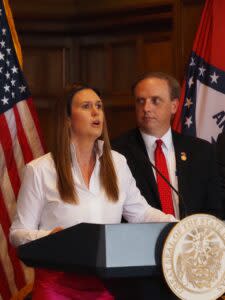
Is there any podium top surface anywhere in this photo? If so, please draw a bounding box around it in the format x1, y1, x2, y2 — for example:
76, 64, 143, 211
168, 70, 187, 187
18, 222, 175, 277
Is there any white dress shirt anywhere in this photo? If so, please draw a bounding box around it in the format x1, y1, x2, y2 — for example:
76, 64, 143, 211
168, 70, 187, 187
140, 128, 180, 219
10, 140, 175, 247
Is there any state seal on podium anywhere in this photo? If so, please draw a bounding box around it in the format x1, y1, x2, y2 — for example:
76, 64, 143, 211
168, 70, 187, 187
162, 214, 225, 300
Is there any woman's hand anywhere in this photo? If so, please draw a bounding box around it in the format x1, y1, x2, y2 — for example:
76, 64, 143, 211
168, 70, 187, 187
49, 227, 63, 234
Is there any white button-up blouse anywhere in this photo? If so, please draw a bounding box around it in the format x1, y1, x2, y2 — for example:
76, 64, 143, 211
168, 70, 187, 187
10, 141, 175, 247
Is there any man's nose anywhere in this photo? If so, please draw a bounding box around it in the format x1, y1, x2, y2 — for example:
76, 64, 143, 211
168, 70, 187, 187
143, 99, 153, 112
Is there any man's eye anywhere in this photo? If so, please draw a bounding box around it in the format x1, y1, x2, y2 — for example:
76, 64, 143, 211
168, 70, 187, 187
136, 98, 145, 105
152, 97, 161, 105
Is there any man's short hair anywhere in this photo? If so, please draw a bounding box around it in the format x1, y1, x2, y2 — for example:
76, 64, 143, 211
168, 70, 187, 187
131, 72, 181, 100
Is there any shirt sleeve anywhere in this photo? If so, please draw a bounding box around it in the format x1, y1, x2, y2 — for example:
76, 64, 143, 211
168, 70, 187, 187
9, 164, 51, 247
121, 158, 176, 223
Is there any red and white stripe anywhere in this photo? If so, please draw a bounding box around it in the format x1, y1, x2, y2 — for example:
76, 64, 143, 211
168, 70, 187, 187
0, 99, 45, 299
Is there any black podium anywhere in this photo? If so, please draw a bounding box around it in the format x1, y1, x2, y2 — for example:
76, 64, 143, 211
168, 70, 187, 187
18, 222, 178, 300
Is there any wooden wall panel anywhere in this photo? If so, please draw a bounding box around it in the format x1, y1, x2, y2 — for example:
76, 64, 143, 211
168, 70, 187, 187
143, 39, 173, 74
11, 0, 204, 144
37, 107, 55, 152
105, 107, 136, 139
177, 0, 205, 79
111, 42, 137, 93
23, 47, 65, 97
22, 45, 70, 150
182, 1, 204, 59
80, 46, 106, 91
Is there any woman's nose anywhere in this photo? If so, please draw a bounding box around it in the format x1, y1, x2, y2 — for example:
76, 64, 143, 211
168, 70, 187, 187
91, 105, 99, 115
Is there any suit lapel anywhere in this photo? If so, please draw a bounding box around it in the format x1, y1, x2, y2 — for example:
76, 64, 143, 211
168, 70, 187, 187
129, 129, 160, 206
172, 131, 190, 218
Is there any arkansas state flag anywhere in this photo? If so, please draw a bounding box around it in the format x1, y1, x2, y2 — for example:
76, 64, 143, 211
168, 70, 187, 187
173, 0, 225, 142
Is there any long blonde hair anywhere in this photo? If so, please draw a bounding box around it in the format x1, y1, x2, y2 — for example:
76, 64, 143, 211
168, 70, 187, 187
51, 84, 119, 204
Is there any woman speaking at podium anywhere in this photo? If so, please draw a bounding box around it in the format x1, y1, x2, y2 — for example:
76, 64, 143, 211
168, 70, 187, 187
10, 84, 175, 300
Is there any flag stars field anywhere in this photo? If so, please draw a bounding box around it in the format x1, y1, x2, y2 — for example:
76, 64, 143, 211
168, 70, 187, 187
19, 85, 26, 93
185, 116, 193, 128
11, 66, 18, 73
5, 71, 10, 79
199, 66, 206, 76
1, 95, 8, 105
184, 98, 193, 109
210, 72, 219, 84
0, 40, 5, 48
188, 76, 194, 88
0, 51, 4, 60
190, 57, 196, 66
4, 84, 10, 92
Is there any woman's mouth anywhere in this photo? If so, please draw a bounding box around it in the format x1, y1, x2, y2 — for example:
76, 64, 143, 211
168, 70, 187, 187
92, 120, 101, 126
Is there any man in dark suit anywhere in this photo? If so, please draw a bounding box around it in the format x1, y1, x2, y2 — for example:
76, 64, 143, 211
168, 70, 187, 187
217, 131, 225, 211
112, 72, 222, 220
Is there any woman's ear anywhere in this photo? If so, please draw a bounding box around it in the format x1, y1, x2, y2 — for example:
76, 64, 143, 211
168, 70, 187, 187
67, 117, 71, 128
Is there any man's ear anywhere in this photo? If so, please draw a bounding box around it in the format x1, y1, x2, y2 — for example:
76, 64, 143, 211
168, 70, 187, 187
171, 98, 179, 115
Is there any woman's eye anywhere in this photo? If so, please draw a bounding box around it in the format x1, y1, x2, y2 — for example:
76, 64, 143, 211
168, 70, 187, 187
96, 103, 103, 109
82, 103, 90, 109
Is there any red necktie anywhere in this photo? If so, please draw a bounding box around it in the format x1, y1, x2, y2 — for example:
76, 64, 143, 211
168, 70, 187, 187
154, 139, 175, 216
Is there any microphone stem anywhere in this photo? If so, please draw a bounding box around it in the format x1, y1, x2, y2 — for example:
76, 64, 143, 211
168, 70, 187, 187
149, 160, 187, 218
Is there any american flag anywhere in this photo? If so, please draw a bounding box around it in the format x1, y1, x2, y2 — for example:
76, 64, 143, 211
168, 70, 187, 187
173, 0, 225, 142
0, 0, 45, 299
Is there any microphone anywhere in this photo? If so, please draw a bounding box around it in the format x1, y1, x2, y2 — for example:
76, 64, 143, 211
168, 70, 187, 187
148, 160, 187, 219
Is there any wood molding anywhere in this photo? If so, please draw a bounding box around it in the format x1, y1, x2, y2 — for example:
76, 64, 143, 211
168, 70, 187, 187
11, 1, 173, 33
11, 0, 173, 19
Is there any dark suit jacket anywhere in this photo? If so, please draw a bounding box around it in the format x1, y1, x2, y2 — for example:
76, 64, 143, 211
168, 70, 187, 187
217, 132, 225, 204
112, 128, 223, 219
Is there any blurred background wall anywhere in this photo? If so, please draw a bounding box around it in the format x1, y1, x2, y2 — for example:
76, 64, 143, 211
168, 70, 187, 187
10, 0, 204, 150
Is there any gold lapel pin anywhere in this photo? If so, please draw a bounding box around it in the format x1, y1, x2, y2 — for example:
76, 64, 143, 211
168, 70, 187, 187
181, 152, 187, 161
